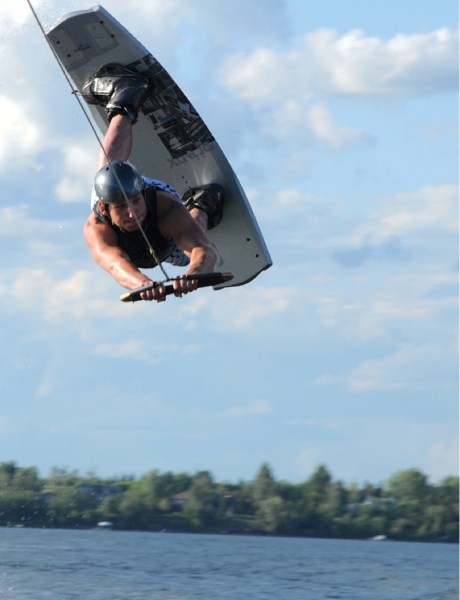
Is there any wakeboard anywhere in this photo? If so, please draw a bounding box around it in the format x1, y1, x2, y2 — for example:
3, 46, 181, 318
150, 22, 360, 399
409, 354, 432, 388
46, 5, 272, 289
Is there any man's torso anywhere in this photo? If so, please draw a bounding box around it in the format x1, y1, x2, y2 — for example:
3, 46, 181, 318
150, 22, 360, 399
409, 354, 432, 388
93, 178, 181, 268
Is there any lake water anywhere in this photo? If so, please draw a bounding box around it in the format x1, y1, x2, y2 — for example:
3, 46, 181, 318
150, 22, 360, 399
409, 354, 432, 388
0, 528, 457, 599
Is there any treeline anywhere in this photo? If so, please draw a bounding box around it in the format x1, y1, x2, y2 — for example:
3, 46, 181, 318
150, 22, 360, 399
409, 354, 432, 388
0, 462, 457, 542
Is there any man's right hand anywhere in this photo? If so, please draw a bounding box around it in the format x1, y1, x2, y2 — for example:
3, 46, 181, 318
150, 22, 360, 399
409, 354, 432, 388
139, 280, 167, 302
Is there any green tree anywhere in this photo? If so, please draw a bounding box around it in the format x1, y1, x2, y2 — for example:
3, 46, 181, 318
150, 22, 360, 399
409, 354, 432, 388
305, 465, 332, 508
48, 467, 80, 487
321, 480, 346, 520
257, 496, 285, 533
97, 492, 123, 525
46, 487, 99, 527
386, 468, 430, 539
251, 463, 277, 504
0, 490, 46, 526
116, 487, 152, 529
295, 465, 335, 535
139, 470, 193, 512
0, 462, 18, 488
139, 470, 161, 511
12, 467, 42, 491
183, 471, 218, 528
386, 468, 429, 502
0, 460, 456, 540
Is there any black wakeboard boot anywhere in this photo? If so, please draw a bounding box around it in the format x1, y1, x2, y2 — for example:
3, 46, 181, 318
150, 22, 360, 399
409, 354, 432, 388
182, 184, 225, 229
82, 63, 148, 124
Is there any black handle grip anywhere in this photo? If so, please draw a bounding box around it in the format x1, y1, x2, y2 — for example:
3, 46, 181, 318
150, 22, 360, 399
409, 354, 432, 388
120, 272, 234, 303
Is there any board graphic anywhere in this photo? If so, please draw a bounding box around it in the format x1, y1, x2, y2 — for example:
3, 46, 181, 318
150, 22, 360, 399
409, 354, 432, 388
46, 5, 272, 288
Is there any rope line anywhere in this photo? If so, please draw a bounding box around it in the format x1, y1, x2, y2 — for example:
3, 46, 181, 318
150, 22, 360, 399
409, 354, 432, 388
26, 0, 171, 281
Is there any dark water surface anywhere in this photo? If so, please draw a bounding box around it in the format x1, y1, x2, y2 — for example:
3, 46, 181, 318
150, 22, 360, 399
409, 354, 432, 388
0, 528, 457, 599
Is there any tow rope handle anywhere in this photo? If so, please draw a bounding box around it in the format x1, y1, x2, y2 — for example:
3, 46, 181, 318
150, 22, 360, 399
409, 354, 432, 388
119, 272, 234, 302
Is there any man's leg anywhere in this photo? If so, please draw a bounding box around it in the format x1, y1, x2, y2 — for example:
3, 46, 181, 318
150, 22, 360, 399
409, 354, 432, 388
188, 206, 209, 231
182, 184, 224, 231
96, 114, 133, 170
82, 64, 148, 170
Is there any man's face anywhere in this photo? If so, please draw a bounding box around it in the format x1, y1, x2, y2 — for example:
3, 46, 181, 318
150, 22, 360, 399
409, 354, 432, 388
107, 193, 147, 231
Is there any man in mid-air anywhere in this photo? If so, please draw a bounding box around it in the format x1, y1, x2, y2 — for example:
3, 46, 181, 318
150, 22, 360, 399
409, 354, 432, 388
82, 64, 223, 302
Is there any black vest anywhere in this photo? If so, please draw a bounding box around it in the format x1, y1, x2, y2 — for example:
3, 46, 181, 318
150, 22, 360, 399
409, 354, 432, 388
94, 185, 174, 268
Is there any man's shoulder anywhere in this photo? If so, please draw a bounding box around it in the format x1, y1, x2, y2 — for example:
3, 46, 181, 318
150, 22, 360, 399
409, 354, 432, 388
84, 209, 117, 247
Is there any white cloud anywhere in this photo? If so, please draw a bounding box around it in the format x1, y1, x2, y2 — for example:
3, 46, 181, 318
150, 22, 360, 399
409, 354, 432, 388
267, 100, 364, 148
0, 97, 43, 170
358, 185, 458, 242
92, 340, 199, 361
295, 448, 321, 478
93, 340, 149, 361
288, 418, 344, 431
307, 27, 458, 96
13, 269, 89, 318
346, 342, 457, 392
170, 285, 296, 333
0, 415, 13, 437
54, 141, 95, 204
221, 400, 272, 418
219, 26, 457, 149
294, 419, 460, 484
247, 187, 320, 222
221, 48, 293, 104
189, 0, 288, 43
0, 8, 93, 177
1, 2, 34, 26
32, 0, 288, 68
209, 287, 294, 330
221, 27, 459, 101
0, 206, 71, 238
426, 441, 459, 483
332, 185, 458, 269
306, 103, 363, 148
272, 188, 311, 211
313, 267, 458, 343
0, 268, 121, 323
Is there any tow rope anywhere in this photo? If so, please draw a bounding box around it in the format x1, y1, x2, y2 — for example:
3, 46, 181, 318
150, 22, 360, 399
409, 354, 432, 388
26, 0, 171, 280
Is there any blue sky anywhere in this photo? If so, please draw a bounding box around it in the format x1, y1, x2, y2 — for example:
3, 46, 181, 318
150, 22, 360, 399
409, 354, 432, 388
0, 0, 458, 487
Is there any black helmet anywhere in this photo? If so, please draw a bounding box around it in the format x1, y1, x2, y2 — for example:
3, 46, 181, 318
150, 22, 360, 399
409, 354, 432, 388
94, 161, 144, 204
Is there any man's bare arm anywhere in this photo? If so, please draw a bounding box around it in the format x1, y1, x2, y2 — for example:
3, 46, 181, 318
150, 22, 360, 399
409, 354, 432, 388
157, 192, 217, 274
83, 213, 153, 290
